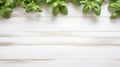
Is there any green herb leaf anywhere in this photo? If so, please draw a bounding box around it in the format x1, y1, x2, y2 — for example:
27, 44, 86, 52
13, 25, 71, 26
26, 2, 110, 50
80, 1, 88, 5
52, 6, 59, 16
94, 0, 104, 6
110, 10, 120, 19
60, 1, 67, 6
52, 2, 59, 8
60, 6, 68, 15
46, 0, 52, 3
83, 5, 90, 13
92, 5, 101, 16
0, 7, 12, 18
72, 0, 81, 6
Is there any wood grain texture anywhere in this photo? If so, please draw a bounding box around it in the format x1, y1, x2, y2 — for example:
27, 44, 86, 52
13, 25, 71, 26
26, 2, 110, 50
0, 46, 119, 59
0, 17, 120, 32
0, 32, 120, 45
0, 3, 120, 67
0, 60, 120, 67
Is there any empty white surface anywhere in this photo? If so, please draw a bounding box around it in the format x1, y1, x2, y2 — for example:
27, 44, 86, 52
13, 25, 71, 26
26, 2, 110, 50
0, 46, 120, 59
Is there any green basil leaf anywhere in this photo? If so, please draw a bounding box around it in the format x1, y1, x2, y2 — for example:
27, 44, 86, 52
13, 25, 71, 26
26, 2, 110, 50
52, 7, 59, 16
60, 6, 68, 15
92, 5, 101, 16
60, 1, 67, 6
25, 3, 42, 12
80, 1, 88, 5
72, 0, 81, 6
52, 2, 59, 8
83, 5, 90, 13
109, 3, 120, 9
46, 0, 52, 3
110, 10, 120, 19
0, 7, 12, 18
5, 0, 15, 7
94, 0, 104, 6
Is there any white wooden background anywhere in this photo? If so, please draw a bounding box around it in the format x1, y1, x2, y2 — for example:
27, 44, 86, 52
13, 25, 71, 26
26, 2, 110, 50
0, 3, 120, 67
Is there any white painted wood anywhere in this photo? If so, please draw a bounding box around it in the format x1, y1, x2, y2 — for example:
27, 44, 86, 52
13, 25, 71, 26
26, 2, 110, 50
0, 17, 120, 32
0, 32, 120, 45
0, 60, 120, 67
0, 46, 119, 59
0, 2, 120, 67
0, 32, 120, 37
0, 35, 120, 45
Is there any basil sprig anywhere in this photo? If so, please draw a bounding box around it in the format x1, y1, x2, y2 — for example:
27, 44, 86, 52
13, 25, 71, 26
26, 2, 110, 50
72, 0, 81, 6
0, 0, 17, 18
1, 0, 120, 20
109, 0, 120, 19
46, 0, 68, 16
80, 0, 104, 16
19, 0, 43, 12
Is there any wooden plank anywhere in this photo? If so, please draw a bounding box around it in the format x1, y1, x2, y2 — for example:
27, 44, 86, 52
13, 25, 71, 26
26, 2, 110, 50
0, 32, 120, 37
0, 17, 120, 32
0, 46, 120, 59
0, 60, 120, 67
0, 36, 119, 45
0, 32, 120, 45
0, 59, 119, 67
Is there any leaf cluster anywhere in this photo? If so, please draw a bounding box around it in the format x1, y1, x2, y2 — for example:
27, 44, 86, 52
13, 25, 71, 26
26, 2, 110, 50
46, 0, 68, 16
0, 0, 17, 18
80, 0, 104, 16
109, 0, 120, 19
